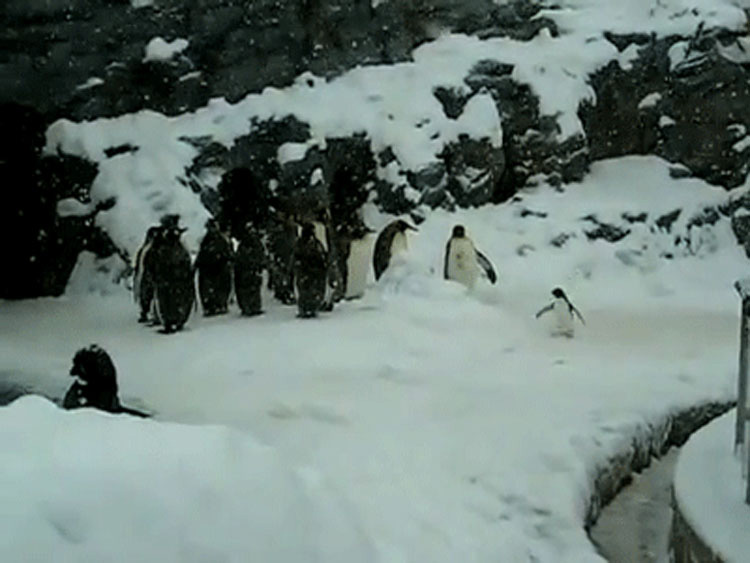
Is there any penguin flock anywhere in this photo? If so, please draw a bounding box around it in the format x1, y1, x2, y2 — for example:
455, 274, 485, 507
133, 212, 584, 338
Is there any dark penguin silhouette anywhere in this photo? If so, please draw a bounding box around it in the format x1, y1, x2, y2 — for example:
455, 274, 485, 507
194, 218, 233, 316
62, 344, 148, 417
443, 225, 497, 288
266, 210, 298, 305
151, 215, 194, 334
535, 287, 585, 338
291, 223, 328, 318
133, 226, 161, 323
234, 222, 267, 316
373, 219, 418, 281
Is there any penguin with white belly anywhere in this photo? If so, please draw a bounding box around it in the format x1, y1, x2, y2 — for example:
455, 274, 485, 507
535, 287, 585, 338
443, 225, 497, 289
373, 219, 418, 281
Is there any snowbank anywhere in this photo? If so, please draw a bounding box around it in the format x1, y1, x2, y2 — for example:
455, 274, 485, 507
0, 396, 373, 563
673, 411, 748, 562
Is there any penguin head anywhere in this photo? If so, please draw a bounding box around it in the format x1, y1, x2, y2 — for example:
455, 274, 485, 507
145, 226, 161, 242
70, 344, 117, 387
452, 225, 465, 238
396, 219, 418, 233
552, 287, 566, 300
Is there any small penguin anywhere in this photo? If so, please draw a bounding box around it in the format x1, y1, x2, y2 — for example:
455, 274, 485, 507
291, 222, 328, 318
444, 225, 497, 289
194, 218, 233, 316
373, 219, 418, 281
535, 287, 585, 338
133, 225, 161, 323
62, 344, 148, 417
234, 222, 267, 317
151, 215, 195, 334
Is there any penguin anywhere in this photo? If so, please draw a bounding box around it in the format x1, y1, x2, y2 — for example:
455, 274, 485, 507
444, 225, 497, 289
194, 218, 233, 316
133, 225, 161, 323
310, 208, 344, 311
535, 287, 585, 338
373, 219, 418, 281
266, 209, 298, 305
234, 222, 267, 317
151, 215, 195, 334
62, 344, 149, 417
340, 222, 374, 300
291, 222, 328, 318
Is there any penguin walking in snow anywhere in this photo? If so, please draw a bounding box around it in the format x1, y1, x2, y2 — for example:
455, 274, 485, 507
373, 219, 418, 281
234, 222, 267, 317
62, 344, 148, 417
291, 222, 328, 318
151, 215, 195, 334
535, 287, 585, 338
444, 225, 497, 289
194, 218, 233, 316
133, 226, 161, 323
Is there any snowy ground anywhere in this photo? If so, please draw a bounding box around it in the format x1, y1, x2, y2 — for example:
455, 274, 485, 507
673, 411, 749, 563
1, 157, 747, 561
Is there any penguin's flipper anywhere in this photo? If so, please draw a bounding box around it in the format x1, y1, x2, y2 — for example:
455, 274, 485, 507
476, 250, 497, 284
571, 304, 586, 325
535, 303, 553, 319
443, 240, 451, 280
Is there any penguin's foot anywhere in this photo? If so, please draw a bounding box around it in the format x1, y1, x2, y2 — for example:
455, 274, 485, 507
320, 302, 334, 312
137, 314, 149, 324
240, 310, 264, 317
297, 311, 317, 319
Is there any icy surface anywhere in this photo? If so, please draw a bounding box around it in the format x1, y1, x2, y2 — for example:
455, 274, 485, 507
591, 448, 678, 562
1, 156, 748, 561
673, 411, 749, 562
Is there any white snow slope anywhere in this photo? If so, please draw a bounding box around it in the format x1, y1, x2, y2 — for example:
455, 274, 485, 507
1, 155, 749, 562
9, 2, 750, 559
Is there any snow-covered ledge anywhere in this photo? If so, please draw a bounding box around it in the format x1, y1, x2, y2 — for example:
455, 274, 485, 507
670, 410, 747, 562
584, 401, 733, 532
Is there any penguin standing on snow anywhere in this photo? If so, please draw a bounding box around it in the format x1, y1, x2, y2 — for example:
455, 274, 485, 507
535, 287, 585, 338
151, 215, 194, 334
133, 225, 161, 323
291, 222, 328, 318
444, 225, 497, 289
234, 222, 267, 317
373, 219, 418, 281
338, 221, 374, 300
194, 218, 233, 316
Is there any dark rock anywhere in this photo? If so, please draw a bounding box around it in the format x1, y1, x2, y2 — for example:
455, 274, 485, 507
655, 209, 682, 232
441, 135, 505, 207
581, 215, 631, 243
622, 212, 647, 223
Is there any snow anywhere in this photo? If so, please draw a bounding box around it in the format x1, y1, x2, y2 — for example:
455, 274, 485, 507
2, 156, 748, 562
143, 38, 189, 63
733, 136, 750, 153
75, 78, 104, 91
638, 92, 662, 110
673, 411, 750, 562
0, 396, 373, 562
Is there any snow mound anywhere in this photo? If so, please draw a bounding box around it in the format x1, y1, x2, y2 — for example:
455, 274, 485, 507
673, 411, 748, 562
0, 396, 373, 563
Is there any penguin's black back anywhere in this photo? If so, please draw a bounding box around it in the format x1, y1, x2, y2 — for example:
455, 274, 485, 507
373, 221, 406, 281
